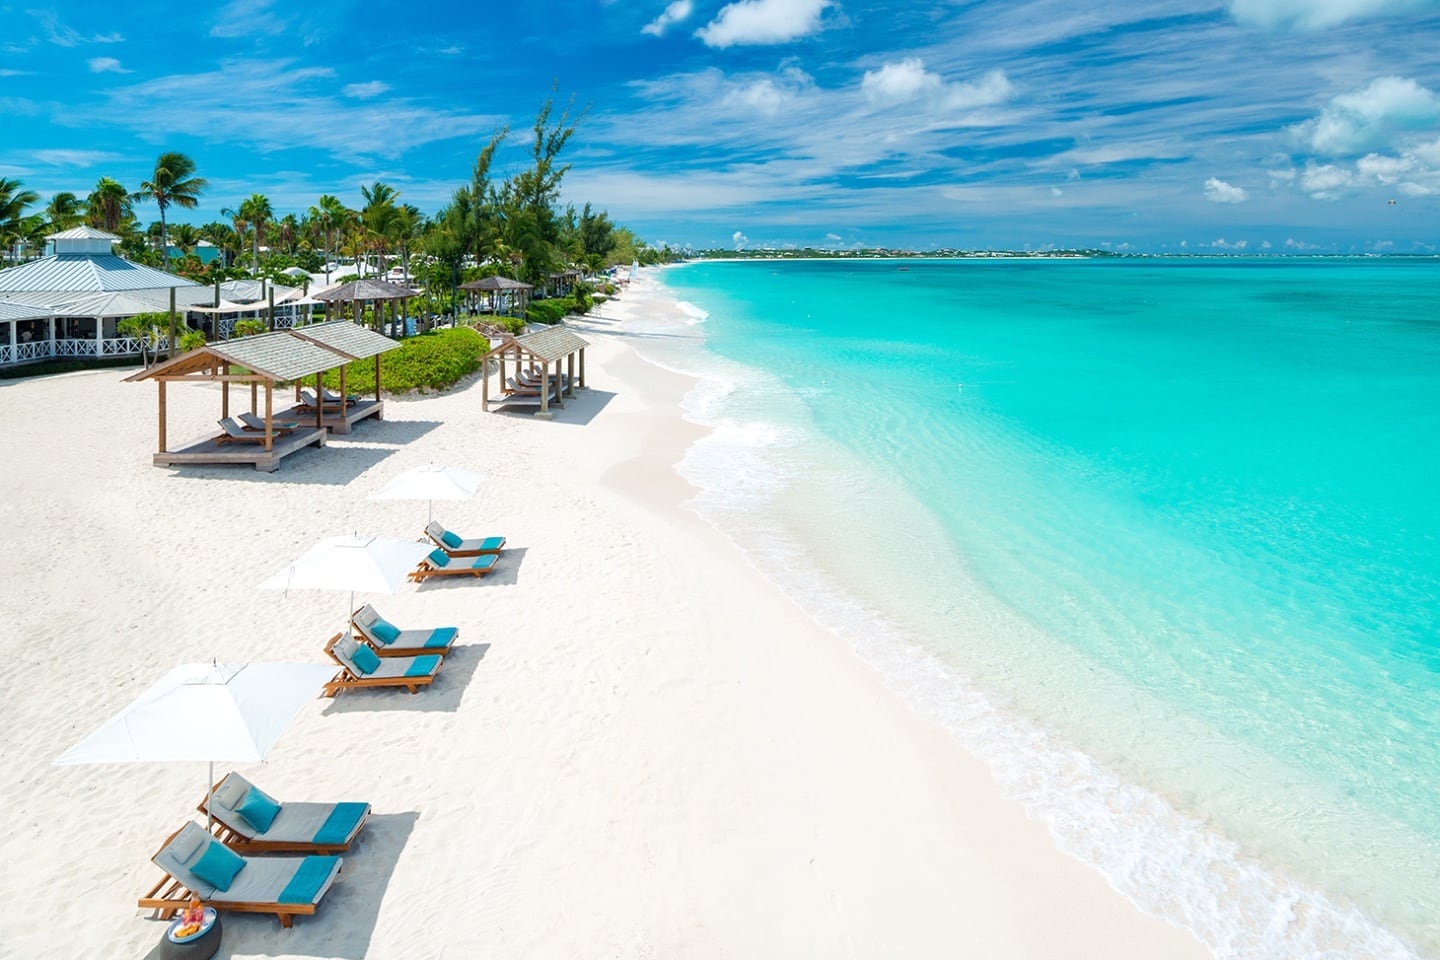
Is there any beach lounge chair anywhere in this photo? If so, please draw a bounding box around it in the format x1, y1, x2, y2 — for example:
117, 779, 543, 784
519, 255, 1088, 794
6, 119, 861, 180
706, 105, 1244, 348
139, 821, 342, 928
238, 411, 300, 434
198, 771, 370, 854
320, 386, 360, 406
408, 547, 498, 581
424, 521, 506, 557
351, 603, 458, 656
322, 632, 443, 696
217, 417, 269, 444
296, 389, 358, 412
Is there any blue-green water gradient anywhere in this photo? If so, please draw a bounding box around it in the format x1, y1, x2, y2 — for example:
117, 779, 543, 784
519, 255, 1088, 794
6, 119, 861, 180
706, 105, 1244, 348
657, 257, 1440, 956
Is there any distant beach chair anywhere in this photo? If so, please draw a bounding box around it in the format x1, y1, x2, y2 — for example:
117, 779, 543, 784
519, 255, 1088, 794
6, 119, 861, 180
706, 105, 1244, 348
217, 417, 269, 444
139, 821, 342, 928
198, 771, 370, 854
424, 521, 506, 557
320, 386, 360, 405
408, 547, 499, 581
322, 632, 443, 696
238, 411, 299, 434
350, 603, 459, 656
296, 388, 358, 411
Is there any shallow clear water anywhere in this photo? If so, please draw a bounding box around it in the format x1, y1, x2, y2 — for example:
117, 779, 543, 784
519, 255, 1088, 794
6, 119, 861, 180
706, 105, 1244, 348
635, 257, 1440, 958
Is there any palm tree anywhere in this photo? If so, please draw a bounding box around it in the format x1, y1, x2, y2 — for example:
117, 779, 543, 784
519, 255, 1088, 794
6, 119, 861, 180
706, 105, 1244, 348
133, 152, 208, 270
44, 192, 85, 232
387, 204, 422, 282
360, 181, 398, 276
308, 195, 350, 281
85, 177, 131, 233
236, 193, 273, 271
169, 222, 200, 255
0, 177, 39, 263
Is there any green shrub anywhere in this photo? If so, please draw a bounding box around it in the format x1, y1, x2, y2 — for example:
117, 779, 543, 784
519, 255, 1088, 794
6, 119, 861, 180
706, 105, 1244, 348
525, 299, 570, 325
233, 319, 267, 337
317, 327, 488, 395
178, 330, 207, 352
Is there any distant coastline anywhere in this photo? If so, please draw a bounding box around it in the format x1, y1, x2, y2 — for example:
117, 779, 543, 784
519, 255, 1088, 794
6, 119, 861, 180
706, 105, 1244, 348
685, 248, 1440, 261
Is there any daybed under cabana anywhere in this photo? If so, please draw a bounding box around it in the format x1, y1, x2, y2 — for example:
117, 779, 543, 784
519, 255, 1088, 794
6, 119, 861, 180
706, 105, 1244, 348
284, 321, 400, 434
481, 326, 589, 418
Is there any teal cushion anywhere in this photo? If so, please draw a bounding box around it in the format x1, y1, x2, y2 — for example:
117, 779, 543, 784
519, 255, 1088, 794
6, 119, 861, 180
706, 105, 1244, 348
405, 654, 441, 677
236, 786, 281, 833
440, 530, 462, 548
190, 840, 245, 892
372, 620, 400, 645
426, 627, 458, 648
351, 642, 381, 675
426, 548, 449, 568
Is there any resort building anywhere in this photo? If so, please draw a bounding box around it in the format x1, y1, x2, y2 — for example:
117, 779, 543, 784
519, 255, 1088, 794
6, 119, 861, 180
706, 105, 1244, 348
0, 226, 211, 369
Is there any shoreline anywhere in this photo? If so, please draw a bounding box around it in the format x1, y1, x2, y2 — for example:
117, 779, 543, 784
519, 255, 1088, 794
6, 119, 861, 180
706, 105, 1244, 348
1, 297, 1205, 957
625, 264, 1435, 960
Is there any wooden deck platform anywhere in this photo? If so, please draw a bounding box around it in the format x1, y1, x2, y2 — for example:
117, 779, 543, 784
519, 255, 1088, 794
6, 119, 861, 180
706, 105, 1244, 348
153, 426, 327, 472
280, 399, 384, 435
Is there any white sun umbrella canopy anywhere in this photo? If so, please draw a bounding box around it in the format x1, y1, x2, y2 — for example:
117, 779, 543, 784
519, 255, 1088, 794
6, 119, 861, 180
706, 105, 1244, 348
370, 464, 486, 523
55, 661, 335, 827
259, 534, 434, 630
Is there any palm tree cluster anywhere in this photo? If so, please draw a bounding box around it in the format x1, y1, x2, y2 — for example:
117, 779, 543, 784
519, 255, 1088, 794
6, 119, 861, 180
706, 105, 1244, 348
3, 95, 675, 286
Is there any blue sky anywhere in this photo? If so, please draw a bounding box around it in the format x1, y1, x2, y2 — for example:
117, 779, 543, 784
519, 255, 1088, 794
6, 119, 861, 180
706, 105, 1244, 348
2, 0, 1438, 252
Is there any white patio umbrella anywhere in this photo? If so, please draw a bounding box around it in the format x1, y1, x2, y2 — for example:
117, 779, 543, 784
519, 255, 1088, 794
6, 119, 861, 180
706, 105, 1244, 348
55, 661, 335, 828
369, 463, 486, 523
259, 534, 433, 629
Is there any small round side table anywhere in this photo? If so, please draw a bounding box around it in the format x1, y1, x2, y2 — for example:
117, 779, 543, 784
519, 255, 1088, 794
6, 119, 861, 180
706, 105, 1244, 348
160, 908, 222, 960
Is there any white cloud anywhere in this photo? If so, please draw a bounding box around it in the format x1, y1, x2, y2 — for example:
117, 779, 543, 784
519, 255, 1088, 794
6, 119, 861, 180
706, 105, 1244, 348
696, 0, 832, 48
1210, 238, 1249, 249
1261, 240, 1273, 249
1355, 152, 1414, 182
861, 59, 940, 105
722, 79, 790, 116
87, 57, 128, 74
343, 81, 390, 99
1285, 237, 1320, 249
1050, 186, 1063, 196
211, 0, 288, 38
1290, 76, 1440, 155
31, 149, 117, 167
29, 10, 123, 46
860, 59, 1013, 112
71, 59, 502, 161
1300, 161, 1353, 197
643, 0, 693, 37
732, 230, 748, 249
1228, 0, 1437, 30
1204, 177, 1249, 203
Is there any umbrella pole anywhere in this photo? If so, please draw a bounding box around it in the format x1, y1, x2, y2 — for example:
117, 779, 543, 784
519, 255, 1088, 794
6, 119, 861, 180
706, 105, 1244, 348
207, 759, 214, 831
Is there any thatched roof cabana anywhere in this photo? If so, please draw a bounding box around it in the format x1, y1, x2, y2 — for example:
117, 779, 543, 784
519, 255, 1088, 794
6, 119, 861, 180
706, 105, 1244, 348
459, 275, 532, 319
287, 320, 400, 412
124, 332, 342, 470
312, 278, 419, 333
123, 321, 397, 469
480, 325, 589, 418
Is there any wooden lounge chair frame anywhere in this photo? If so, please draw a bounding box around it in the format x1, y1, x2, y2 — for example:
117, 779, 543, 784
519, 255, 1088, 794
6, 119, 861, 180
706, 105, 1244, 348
197, 773, 369, 854
322, 632, 441, 696
139, 825, 340, 928
407, 552, 498, 581
216, 417, 271, 445
238, 411, 299, 435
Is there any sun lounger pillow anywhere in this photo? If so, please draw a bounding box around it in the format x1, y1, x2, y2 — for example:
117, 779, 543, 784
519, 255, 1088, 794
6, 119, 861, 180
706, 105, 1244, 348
440, 530, 463, 548
350, 641, 381, 676
371, 620, 400, 645
426, 548, 451, 568
237, 787, 282, 833
191, 838, 246, 891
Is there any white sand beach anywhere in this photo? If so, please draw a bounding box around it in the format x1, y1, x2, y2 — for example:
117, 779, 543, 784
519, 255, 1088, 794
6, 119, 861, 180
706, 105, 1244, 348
0, 283, 1210, 958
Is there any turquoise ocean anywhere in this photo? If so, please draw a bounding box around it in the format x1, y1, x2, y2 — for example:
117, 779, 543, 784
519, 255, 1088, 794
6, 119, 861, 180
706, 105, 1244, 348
629, 258, 1440, 958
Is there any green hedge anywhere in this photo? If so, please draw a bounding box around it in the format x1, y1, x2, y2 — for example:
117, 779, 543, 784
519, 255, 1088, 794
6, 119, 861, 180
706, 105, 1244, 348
524, 293, 593, 325
318, 326, 488, 394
